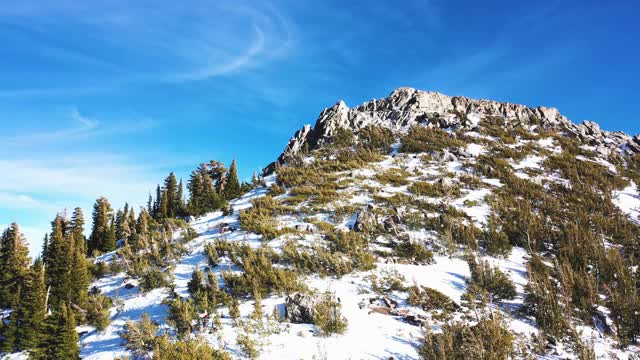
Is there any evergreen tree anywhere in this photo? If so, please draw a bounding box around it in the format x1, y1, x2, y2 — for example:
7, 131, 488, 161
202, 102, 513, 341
224, 159, 242, 199
187, 170, 204, 214
147, 193, 154, 215
45, 304, 80, 360
115, 204, 133, 242
70, 207, 86, 255
154, 185, 163, 218
46, 215, 73, 308
89, 197, 116, 254
164, 172, 179, 218
159, 189, 169, 219
69, 236, 89, 311
207, 161, 227, 194
177, 179, 186, 217
41, 233, 49, 261
2, 285, 21, 353
0, 223, 31, 308
16, 260, 47, 353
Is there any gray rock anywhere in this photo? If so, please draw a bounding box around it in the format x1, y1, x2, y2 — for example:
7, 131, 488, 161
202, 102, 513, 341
263, 87, 640, 174
353, 205, 381, 232
285, 293, 320, 324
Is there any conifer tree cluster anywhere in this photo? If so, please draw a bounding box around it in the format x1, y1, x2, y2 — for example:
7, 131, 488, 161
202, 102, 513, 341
186, 160, 244, 216
1, 220, 83, 359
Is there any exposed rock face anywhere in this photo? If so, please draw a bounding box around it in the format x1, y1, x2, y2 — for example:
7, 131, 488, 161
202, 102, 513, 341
285, 292, 319, 324
264, 87, 638, 174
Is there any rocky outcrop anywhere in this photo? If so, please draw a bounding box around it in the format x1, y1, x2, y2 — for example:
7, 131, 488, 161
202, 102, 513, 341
264, 88, 639, 174
284, 292, 320, 324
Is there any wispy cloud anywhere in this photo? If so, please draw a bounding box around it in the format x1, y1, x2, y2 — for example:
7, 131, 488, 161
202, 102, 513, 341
0, 0, 295, 95
0, 192, 45, 210
1, 107, 154, 147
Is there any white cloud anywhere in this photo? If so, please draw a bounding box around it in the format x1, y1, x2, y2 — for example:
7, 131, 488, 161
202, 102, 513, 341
1, 108, 154, 147
0, 0, 294, 92
0, 192, 46, 210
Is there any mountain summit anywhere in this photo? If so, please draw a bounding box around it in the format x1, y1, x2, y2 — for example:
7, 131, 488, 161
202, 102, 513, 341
266, 87, 640, 173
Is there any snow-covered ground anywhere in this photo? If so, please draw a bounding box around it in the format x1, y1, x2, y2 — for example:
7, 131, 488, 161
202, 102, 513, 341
76, 139, 640, 359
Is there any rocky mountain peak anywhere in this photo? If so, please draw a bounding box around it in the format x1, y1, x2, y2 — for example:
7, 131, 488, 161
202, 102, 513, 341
264, 88, 639, 174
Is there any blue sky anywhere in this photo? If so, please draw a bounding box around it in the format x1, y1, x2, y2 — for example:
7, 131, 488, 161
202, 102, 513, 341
1, 0, 638, 256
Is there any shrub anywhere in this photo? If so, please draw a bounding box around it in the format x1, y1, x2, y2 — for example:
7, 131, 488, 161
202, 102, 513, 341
418, 315, 514, 360
394, 239, 433, 264
374, 168, 412, 186
139, 268, 172, 292
467, 256, 516, 302
408, 285, 459, 313
166, 297, 197, 339
483, 215, 512, 257
236, 333, 261, 359
409, 181, 461, 198
359, 125, 395, 153
267, 183, 286, 196
478, 116, 517, 144
369, 269, 407, 295
400, 126, 465, 153
86, 293, 113, 331
221, 247, 304, 297
313, 292, 348, 336
204, 243, 219, 267
239, 196, 291, 240
152, 335, 232, 360
121, 313, 158, 358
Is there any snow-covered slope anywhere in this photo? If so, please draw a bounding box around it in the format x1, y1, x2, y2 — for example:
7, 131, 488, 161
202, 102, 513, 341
70, 88, 640, 360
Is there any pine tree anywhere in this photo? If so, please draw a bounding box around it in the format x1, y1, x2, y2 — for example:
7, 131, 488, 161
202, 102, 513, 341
147, 193, 154, 215
45, 304, 80, 360
89, 197, 116, 254
154, 185, 163, 218
177, 179, 186, 217
159, 189, 169, 219
2, 285, 21, 353
188, 170, 204, 215
41, 233, 49, 261
69, 236, 89, 311
224, 159, 242, 199
16, 260, 47, 353
0, 223, 31, 308
70, 207, 86, 255
115, 205, 133, 243
207, 161, 227, 194
46, 215, 73, 308
164, 172, 179, 218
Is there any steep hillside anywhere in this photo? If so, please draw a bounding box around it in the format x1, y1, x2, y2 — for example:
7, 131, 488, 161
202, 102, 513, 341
4, 88, 639, 360
83, 89, 639, 359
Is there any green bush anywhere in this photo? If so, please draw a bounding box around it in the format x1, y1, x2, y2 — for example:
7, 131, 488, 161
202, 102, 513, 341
409, 181, 461, 198
408, 285, 459, 313
166, 296, 197, 339
239, 196, 292, 240
221, 247, 304, 297
121, 313, 158, 358
466, 257, 516, 302
369, 269, 407, 295
313, 292, 348, 336
394, 239, 433, 264
152, 336, 231, 360
418, 315, 514, 360
400, 126, 465, 153
374, 168, 412, 186
139, 268, 172, 292
359, 125, 395, 153
86, 292, 112, 331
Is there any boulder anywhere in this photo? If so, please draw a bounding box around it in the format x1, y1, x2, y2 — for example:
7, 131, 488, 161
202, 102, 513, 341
285, 293, 320, 324
353, 205, 380, 232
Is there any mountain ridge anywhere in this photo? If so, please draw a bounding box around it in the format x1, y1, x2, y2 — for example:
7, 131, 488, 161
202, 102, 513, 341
265, 87, 640, 173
